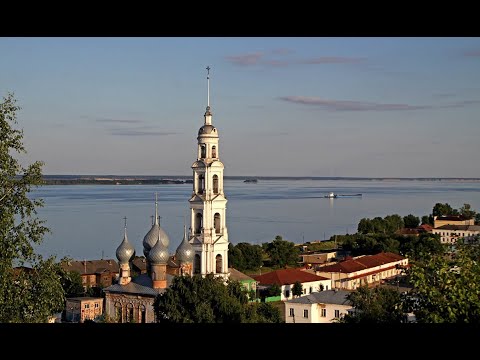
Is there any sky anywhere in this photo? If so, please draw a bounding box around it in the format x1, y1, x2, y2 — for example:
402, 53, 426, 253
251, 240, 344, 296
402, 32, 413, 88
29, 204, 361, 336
1, 37, 480, 178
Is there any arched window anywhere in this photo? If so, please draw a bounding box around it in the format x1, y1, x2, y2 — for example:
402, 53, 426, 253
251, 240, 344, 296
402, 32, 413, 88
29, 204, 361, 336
115, 302, 122, 323
212, 146, 217, 158
194, 254, 201, 274
213, 175, 219, 194
126, 303, 134, 323
198, 174, 205, 194
139, 305, 146, 323
216, 254, 222, 274
214, 213, 221, 233
195, 213, 203, 234
201, 144, 206, 158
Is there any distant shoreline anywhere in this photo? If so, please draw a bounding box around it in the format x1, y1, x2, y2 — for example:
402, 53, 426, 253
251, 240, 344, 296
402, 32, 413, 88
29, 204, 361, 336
40, 175, 480, 185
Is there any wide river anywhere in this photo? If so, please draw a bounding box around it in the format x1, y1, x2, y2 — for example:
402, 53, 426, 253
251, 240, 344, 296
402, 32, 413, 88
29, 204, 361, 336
31, 179, 480, 260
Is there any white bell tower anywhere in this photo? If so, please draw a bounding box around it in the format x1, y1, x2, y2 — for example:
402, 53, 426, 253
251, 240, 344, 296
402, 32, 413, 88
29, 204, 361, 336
189, 66, 229, 278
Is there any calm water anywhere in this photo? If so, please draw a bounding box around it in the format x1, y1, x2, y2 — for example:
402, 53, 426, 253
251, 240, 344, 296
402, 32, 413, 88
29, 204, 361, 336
31, 179, 480, 260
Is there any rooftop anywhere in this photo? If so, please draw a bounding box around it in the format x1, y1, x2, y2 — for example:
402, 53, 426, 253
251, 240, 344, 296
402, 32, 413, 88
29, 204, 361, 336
103, 273, 174, 296
435, 225, 480, 231
285, 289, 352, 306
318, 252, 406, 274
61, 259, 119, 275
228, 268, 256, 282
252, 268, 330, 286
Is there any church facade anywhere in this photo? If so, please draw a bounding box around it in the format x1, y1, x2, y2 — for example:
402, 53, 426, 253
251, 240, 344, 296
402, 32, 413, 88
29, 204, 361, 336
103, 68, 230, 322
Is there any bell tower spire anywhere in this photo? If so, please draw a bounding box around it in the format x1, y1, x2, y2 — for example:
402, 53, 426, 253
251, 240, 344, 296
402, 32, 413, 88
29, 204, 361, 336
204, 66, 212, 125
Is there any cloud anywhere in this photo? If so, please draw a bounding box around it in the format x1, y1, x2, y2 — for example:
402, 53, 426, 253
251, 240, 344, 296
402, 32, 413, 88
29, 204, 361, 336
440, 99, 480, 108
96, 118, 143, 124
298, 56, 365, 64
263, 59, 290, 67
464, 50, 480, 57
433, 93, 457, 98
225, 52, 264, 66
110, 129, 179, 136
271, 48, 294, 55
278, 96, 430, 111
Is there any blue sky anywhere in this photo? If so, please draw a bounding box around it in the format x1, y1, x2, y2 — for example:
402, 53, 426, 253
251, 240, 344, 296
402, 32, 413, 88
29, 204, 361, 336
2, 37, 480, 177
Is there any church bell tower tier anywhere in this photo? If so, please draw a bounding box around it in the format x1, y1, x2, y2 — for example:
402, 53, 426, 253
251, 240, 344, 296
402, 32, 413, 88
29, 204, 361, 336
189, 67, 229, 278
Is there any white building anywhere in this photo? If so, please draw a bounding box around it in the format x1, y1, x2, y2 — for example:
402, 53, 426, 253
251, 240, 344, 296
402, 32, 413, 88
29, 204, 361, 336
189, 67, 229, 278
432, 224, 480, 244
315, 252, 408, 290
284, 289, 352, 323
253, 268, 331, 301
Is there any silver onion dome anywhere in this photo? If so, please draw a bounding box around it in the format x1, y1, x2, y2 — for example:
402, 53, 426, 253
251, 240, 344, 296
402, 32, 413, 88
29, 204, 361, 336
143, 224, 170, 254
116, 230, 135, 264
148, 239, 169, 264
198, 124, 217, 136
176, 226, 194, 263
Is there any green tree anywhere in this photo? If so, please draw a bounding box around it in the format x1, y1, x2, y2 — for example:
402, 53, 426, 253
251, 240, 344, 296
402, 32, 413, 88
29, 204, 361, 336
421, 215, 433, 226
407, 240, 480, 323
292, 281, 303, 298
357, 218, 373, 234
403, 214, 420, 228
153, 275, 280, 323
459, 203, 476, 220
61, 269, 85, 297
264, 283, 281, 298
231, 242, 263, 271
432, 202, 457, 217
398, 233, 444, 262
263, 236, 300, 268
0, 93, 65, 323
228, 243, 245, 270
340, 285, 406, 323
384, 214, 404, 233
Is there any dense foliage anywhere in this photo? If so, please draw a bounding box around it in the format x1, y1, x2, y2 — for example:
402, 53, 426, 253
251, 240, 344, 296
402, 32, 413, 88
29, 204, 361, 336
292, 281, 303, 298
339, 285, 406, 323
262, 236, 300, 268
407, 239, 480, 323
0, 93, 65, 322
153, 275, 281, 323
228, 242, 263, 271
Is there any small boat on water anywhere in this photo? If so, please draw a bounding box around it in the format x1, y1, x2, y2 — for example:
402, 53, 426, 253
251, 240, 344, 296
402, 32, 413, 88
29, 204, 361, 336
324, 192, 362, 198
244, 179, 258, 183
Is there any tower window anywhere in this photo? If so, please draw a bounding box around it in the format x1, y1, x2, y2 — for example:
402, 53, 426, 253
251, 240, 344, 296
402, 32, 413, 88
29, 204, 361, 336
194, 254, 201, 274
213, 175, 219, 194
212, 145, 217, 158
201, 144, 206, 158
198, 174, 205, 194
195, 213, 203, 234
216, 254, 222, 274
214, 213, 221, 233
140, 305, 146, 323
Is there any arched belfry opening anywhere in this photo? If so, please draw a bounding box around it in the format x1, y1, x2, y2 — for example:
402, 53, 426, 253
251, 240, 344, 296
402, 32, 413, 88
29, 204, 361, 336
213, 175, 219, 194
201, 144, 206, 158
194, 254, 201, 274
214, 213, 221, 233
212, 145, 217, 158
216, 254, 222, 274
198, 174, 205, 194
195, 212, 203, 234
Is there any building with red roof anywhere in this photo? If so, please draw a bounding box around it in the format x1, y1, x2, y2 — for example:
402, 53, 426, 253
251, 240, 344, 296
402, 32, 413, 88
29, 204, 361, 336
314, 252, 408, 290
252, 268, 331, 301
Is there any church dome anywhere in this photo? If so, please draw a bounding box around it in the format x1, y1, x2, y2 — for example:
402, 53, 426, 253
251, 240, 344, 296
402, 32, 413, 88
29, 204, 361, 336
198, 124, 218, 136
143, 224, 170, 255
176, 231, 194, 263
148, 239, 169, 264
116, 231, 135, 264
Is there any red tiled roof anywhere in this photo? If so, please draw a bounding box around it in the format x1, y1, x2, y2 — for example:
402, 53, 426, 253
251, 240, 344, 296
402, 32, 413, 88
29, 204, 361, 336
318, 252, 405, 274
251, 268, 329, 286
418, 224, 433, 231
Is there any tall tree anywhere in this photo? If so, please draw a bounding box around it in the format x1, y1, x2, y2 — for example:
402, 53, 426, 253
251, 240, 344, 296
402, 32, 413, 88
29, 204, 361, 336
403, 214, 420, 228
292, 281, 303, 298
432, 203, 457, 217
0, 93, 65, 322
228, 242, 263, 271
263, 236, 300, 268
459, 203, 476, 220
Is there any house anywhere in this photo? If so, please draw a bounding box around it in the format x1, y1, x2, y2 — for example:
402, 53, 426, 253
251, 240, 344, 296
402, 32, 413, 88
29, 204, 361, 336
284, 289, 352, 323
252, 268, 331, 301
65, 297, 103, 323
61, 259, 119, 289
433, 215, 474, 228
301, 251, 337, 269
432, 224, 480, 244
315, 252, 408, 290
228, 267, 257, 296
